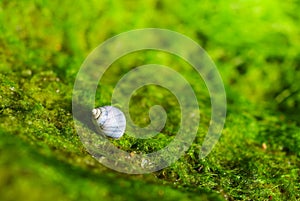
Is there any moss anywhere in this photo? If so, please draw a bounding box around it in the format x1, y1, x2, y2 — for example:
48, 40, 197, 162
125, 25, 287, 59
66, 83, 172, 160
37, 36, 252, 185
1, 0, 300, 201
0, 130, 223, 201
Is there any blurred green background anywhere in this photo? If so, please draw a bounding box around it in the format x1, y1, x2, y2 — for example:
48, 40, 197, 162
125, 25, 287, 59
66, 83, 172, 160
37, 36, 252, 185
0, 0, 299, 200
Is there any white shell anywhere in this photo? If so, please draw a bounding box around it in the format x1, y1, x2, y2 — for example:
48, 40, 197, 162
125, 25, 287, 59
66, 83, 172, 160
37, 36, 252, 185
92, 106, 126, 139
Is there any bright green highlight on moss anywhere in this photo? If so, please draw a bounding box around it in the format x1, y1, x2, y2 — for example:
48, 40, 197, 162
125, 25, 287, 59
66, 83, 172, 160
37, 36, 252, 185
0, 0, 299, 200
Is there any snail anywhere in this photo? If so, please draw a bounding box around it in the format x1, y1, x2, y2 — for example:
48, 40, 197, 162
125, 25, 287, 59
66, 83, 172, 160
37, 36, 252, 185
92, 106, 126, 139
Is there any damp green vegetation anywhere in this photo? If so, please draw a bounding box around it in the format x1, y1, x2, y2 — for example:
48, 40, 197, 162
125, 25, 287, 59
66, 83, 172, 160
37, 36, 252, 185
0, 0, 299, 201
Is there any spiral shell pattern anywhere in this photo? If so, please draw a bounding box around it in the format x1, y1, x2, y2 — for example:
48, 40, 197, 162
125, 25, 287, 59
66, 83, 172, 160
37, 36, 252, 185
92, 106, 126, 139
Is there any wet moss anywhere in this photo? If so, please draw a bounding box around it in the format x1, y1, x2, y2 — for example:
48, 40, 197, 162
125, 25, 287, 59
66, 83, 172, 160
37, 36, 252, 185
1, 0, 300, 201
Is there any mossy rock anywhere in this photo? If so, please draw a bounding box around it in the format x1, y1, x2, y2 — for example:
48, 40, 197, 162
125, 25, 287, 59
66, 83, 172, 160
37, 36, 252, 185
0, 0, 299, 200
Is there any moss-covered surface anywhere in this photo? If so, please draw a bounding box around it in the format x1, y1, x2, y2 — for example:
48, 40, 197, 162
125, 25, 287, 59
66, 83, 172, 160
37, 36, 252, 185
0, 0, 299, 200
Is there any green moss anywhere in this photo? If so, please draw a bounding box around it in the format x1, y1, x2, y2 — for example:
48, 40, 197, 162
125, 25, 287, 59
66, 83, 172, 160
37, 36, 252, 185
0, 0, 299, 200
0, 130, 223, 201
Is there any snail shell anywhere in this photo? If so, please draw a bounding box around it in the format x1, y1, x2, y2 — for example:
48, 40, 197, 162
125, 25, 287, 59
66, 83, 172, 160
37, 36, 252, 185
92, 106, 126, 139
